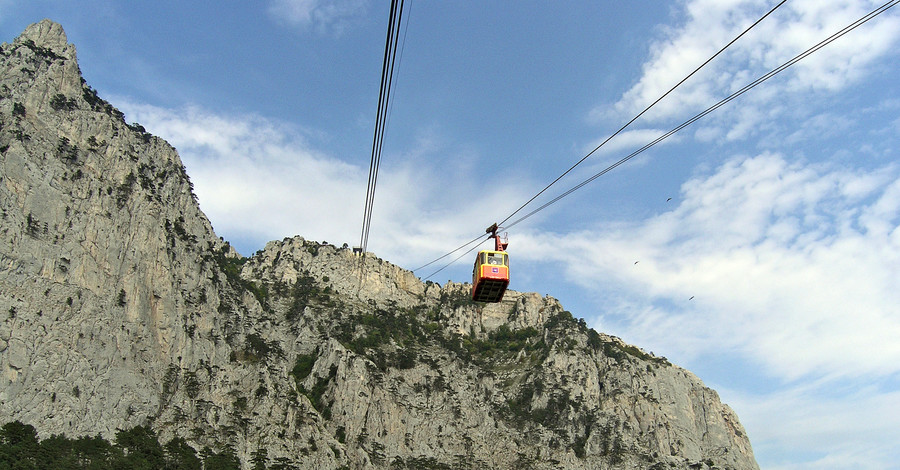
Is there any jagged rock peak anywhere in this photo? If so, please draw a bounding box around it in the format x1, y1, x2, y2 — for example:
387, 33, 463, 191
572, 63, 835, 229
0, 19, 760, 469
13, 19, 75, 59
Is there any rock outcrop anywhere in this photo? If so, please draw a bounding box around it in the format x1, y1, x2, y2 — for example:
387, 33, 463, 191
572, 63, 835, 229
0, 20, 759, 469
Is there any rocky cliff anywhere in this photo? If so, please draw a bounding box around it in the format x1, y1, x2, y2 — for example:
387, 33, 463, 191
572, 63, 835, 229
0, 20, 759, 469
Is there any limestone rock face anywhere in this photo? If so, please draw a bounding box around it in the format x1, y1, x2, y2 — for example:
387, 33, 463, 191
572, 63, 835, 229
0, 20, 759, 469
1, 17, 237, 438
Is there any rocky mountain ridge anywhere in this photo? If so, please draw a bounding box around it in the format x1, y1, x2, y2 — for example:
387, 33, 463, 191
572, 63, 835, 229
0, 20, 759, 469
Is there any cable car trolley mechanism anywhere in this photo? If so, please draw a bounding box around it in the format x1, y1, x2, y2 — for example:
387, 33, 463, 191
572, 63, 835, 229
472, 223, 510, 303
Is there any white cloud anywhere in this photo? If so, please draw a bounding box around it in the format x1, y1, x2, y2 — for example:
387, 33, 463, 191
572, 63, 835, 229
582, 128, 678, 158
768, 1, 900, 93
268, 0, 369, 33
727, 382, 900, 470
114, 101, 534, 267
521, 153, 900, 381
118, 102, 365, 251
604, 0, 900, 138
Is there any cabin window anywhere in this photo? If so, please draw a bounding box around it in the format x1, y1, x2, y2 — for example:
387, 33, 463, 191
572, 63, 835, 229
487, 253, 504, 265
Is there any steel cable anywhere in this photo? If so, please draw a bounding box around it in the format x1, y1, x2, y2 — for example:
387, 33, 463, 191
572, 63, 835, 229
417, 0, 898, 279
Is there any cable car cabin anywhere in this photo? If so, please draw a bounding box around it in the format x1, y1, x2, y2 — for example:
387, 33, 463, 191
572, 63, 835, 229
472, 250, 509, 303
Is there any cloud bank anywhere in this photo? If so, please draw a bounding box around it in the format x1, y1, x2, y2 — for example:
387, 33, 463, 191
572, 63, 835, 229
116, 101, 533, 267
597, 0, 900, 144
524, 153, 900, 381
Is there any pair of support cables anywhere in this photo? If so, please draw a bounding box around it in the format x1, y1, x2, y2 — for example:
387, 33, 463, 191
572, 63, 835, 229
359, 0, 406, 256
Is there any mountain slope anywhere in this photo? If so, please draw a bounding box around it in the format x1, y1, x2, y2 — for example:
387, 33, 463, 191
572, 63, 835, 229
0, 20, 758, 469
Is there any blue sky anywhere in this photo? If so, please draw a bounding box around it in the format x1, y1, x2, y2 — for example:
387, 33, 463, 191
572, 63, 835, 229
3, 1, 900, 468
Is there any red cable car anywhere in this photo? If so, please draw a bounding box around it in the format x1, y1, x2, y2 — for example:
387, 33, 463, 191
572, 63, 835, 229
472, 224, 509, 303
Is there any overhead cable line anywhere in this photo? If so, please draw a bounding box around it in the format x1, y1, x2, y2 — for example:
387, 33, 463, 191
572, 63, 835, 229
496, 0, 788, 229
500, 0, 899, 232
360, 0, 405, 256
417, 0, 898, 280
412, 233, 485, 272
420, 236, 487, 281
414, 0, 786, 278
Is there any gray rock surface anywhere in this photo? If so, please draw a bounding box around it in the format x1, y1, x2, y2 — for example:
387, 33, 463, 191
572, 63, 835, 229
0, 20, 759, 469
